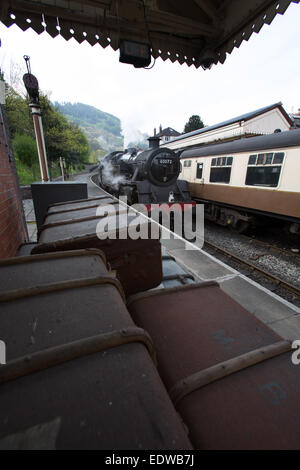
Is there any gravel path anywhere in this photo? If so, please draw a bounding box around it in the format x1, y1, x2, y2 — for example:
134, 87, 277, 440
202, 222, 300, 289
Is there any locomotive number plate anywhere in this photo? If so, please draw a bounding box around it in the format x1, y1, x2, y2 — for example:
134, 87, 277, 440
159, 159, 173, 164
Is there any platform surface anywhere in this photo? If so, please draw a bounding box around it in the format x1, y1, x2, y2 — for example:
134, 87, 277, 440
24, 172, 300, 340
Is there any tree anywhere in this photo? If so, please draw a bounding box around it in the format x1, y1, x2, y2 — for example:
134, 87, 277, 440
89, 149, 106, 163
13, 134, 39, 179
39, 93, 89, 166
13, 134, 37, 167
5, 86, 33, 138
127, 139, 149, 150
4, 76, 90, 168
4, 76, 90, 181
183, 115, 204, 133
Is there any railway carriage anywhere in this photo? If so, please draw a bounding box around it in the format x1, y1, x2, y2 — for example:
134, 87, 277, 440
179, 129, 300, 233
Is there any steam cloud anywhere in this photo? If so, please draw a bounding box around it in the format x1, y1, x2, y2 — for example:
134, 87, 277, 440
99, 158, 127, 191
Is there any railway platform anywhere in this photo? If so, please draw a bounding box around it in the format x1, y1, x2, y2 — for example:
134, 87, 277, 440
22, 199, 37, 242
21, 172, 300, 340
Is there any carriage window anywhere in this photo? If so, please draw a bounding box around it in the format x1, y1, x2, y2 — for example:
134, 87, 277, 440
210, 167, 231, 183
257, 154, 264, 165
248, 155, 256, 165
183, 160, 192, 167
245, 167, 282, 187
265, 153, 273, 164
211, 156, 233, 167
255, 153, 274, 165
210, 156, 233, 183
196, 163, 203, 179
245, 152, 284, 187
273, 152, 284, 164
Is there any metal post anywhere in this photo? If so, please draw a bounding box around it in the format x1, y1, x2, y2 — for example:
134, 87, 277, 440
30, 103, 50, 182
59, 156, 65, 181
23, 55, 50, 182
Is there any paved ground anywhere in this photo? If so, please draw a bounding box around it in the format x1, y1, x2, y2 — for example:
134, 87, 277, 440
23, 199, 37, 242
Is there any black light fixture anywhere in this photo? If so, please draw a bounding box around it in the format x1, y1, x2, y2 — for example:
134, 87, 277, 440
119, 39, 151, 68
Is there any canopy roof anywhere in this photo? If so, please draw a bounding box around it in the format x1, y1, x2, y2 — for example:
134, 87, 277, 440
181, 128, 300, 158
167, 102, 294, 144
1, 0, 298, 69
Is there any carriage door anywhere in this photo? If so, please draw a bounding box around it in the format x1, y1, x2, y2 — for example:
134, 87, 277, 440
196, 162, 203, 179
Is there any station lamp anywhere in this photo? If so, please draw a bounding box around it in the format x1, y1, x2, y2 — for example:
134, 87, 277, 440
119, 39, 151, 68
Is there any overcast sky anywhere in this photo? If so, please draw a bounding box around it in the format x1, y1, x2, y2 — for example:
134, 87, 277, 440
0, 2, 300, 145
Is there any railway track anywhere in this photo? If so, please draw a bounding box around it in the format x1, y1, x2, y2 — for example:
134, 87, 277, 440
239, 231, 300, 260
203, 239, 300, 303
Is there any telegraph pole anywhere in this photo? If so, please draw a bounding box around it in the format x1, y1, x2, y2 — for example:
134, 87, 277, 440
23, 56, 50, 182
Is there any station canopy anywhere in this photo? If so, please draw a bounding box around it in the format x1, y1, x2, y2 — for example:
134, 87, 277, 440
1, 0, 299, 68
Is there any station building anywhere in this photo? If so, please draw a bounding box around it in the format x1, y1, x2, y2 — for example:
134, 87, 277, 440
160, 102, 294, 150
155, 125, 181, 144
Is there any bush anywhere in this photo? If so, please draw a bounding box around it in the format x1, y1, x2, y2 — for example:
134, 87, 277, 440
13, 134, 38, 168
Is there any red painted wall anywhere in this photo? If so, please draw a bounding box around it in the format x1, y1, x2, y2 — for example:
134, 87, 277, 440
0, 104, 28, 258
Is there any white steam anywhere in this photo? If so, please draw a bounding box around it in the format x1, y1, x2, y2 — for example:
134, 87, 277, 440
99, 158, 127, 191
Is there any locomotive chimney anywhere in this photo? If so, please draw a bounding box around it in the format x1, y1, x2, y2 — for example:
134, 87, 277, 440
148, 135, 160, 149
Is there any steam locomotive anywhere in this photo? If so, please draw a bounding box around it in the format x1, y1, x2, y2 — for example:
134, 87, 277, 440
98, 145, 193, 208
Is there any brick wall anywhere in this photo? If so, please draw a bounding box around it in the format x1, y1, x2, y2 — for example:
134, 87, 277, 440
0, 104, 28, 258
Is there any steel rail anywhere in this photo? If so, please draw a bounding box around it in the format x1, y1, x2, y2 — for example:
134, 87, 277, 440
235, 231, 300, 260
203, 239, 300, 298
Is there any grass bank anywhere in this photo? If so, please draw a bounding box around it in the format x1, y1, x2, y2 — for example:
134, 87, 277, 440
15, 157, 86, 186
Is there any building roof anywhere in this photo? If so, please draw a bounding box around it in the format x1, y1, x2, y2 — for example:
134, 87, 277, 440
0, 1, 297, 69
181, 128, 300, 159
156, 127, 181, 137
167, 102, 293, 144
290, 114, 300, 128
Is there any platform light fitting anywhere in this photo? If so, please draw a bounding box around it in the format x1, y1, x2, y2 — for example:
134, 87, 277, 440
119, 39, 151, 68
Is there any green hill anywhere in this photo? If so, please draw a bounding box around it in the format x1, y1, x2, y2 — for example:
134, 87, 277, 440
54, 102, 124, 152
